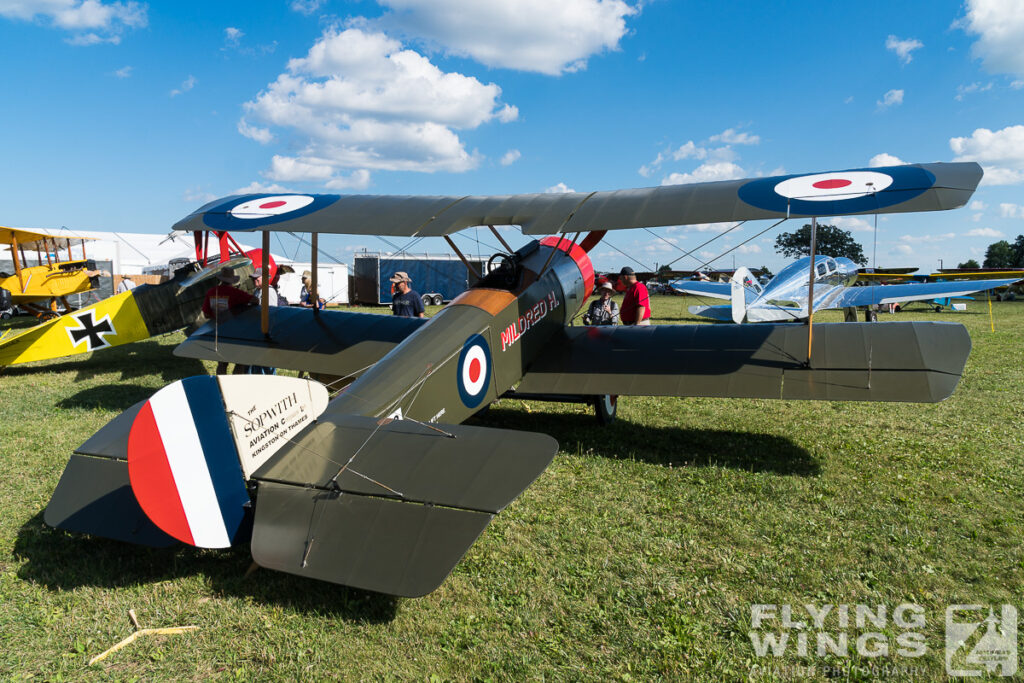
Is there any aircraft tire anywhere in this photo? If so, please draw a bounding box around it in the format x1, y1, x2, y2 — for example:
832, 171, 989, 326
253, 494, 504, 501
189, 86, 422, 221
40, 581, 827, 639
934, 305, 942, 313
0, 311, 10, 321
595, 394, 618, 425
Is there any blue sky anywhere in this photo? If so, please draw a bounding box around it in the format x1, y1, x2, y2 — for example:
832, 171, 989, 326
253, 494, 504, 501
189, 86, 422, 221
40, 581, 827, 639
1, 0, 1023, 274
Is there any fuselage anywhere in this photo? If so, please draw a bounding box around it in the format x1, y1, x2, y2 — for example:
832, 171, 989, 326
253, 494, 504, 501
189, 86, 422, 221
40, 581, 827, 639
756, 255, 859, 315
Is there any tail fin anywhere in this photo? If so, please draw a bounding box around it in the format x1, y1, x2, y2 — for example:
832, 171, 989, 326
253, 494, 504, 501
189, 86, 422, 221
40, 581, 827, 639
730, 266, 757, 323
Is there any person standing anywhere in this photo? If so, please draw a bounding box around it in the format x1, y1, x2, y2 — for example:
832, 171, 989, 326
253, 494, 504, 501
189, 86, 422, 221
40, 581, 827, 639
390, 271, 425, 318
299, 270, 325, 310
583, 282, 619, 325
618, 266, 651, 326
202, 266, 257, 374
116, 275, 137, 294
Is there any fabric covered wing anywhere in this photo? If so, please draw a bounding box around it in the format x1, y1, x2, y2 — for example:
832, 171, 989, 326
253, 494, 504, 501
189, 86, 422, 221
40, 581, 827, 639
174, 306, 426, 375
173, 162, 982, 237
833, 279, 1021, 307
671, 281, 732, 299
516, 322, 970, 403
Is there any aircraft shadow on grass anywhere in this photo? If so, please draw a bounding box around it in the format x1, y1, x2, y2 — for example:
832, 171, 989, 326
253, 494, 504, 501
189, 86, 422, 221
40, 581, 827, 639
2, 340, 206, 387
12, 511, 398, 623
473, 408, 819, 476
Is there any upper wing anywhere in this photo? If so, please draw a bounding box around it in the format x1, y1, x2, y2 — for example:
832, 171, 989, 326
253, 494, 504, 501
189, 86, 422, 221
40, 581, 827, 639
671, 280, 733, 299
833, 279, 1021, 307
0, 226, 96, 250
172, 162, 982, 237
928, 270, 1024, 281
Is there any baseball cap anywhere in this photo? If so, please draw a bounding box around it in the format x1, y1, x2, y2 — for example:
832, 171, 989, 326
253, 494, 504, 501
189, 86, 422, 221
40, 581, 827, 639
620, 266, 635, 276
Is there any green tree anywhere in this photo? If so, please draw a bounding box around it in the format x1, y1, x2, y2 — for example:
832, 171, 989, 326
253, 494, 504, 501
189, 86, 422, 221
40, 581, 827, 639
753, 266, 774, 280
983, 240, 1015, 268
957, 259, 980, 269
774, 224, 867, 265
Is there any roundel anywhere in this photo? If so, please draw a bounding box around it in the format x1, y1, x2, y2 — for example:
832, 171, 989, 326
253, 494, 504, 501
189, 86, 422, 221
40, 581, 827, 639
230, 195, 315, 219
737, 165, 936, 215
457, 334, 492, 409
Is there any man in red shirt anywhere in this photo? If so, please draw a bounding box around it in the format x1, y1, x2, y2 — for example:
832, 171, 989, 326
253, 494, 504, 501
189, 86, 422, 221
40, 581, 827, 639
202, 266, 257, 374
618, 266, 651, 326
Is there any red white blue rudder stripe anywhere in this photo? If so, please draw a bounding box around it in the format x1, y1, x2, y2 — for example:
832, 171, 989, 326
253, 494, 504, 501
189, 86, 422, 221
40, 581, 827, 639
127, 376, 249, 548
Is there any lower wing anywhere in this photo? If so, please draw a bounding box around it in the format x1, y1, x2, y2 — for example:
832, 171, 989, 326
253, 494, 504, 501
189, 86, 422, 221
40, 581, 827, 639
833, 278, 1021, 308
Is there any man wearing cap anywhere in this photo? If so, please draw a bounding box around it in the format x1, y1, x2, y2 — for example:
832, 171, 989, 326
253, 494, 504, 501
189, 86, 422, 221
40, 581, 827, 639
583, 281, 619, 325
618, 266, 651, 326
202, 266, 258, 374
390, 271, 425, 318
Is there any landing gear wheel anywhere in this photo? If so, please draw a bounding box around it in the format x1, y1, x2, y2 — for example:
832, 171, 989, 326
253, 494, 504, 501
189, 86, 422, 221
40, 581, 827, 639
0, 311, 11, 321
865, 309, 877, 322
934, 305, 942, 313
595, 394, 618, 425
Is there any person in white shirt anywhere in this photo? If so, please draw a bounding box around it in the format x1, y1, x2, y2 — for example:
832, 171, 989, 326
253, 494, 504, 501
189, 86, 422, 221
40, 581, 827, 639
116, 276, 137, 294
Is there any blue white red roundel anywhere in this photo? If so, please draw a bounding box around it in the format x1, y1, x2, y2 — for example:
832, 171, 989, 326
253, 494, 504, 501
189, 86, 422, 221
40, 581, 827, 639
737, 165, 937, 216
127, 376, 249, 548
457, 334, 491, 408
230, 195, 314, 219
773, 171, 893, 202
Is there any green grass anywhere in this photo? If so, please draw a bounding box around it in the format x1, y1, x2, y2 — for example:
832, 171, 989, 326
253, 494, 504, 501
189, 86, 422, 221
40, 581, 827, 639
1, 298, 1022, 680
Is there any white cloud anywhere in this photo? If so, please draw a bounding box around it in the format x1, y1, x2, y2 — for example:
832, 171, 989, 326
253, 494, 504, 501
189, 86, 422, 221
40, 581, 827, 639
973, 213, 983, 222
966, 227, 1004, 237
869, 152, 906, 167
894, 244, 914, 255
112, 65, 132, 78
886, 35, 923, 64
237, 119, 273, 144
1013, 79, 1024, 89
950, 125, 1024, 184
224, 26, 243, 48
266, 155, 336, 182
1000, 202, 1023, 217
325, 169, 372, 190
833, 216, 875, 233
232, 181, 296, 194
876, 89, 904, 109
241, 27, 517, 186
672, 140, 706, 160
500, 149, 521, 166
685, 222, 734, 233
290, 0, 324, 15
955, 81, 993, 100
545, 182, 575, 193
662, 161, 745, 185
709, 128, 759, 145
0, 0, 147, 44
183, 186, 217, 203
736, 244, 761, 254
970, 200, 988, 210
170, 74, 196, 97
899, 232, 956, 244
376, 0, 638, 75
959, 0, 1024, 78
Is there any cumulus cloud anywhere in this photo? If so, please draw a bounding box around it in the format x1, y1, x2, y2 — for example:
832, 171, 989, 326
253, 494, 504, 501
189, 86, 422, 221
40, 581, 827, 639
886, 35, 923, 64
950, 125, 1024, 184
662, 161, 745, 186
899, 232, 956, 244
894, 244, 914, 256
736, 244, 761, 254
970, 200, 988, 210
1000, 202, 1023, 217
876, 89, 904, 109
833, 216, 875, 233
232, 181, 296, 194
709, 128, 760, 145
112, 65, 132, 78
183, 186, 217, 203
170, 75, 196, 97
237, 119, 273, 144
500, 149, 521, 166
240, 27, 517, 186
0, 0, 147, 44
955, 81, 993, 100
966, 227, 1004, 237
376, 0, 638, 75
224, 26, 243, 48
869, 152, 906, 167
290, 0, 324, 15
958, 0, 1024, 78
545, 182, 576, 193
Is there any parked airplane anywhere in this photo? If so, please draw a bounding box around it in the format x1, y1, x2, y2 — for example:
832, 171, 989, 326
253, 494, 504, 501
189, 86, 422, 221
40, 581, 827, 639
0, 227, 105, 319
677, 255, 1021, 323
0, 231, 271, 367
47, 161, 983, 597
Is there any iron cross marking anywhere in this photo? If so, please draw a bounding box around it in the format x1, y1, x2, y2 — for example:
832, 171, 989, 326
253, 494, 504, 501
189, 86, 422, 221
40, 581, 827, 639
67, 311, 116, 350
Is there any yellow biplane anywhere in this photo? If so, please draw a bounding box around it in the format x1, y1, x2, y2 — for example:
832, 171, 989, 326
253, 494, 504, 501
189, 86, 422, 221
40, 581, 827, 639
0, 226, 105, 319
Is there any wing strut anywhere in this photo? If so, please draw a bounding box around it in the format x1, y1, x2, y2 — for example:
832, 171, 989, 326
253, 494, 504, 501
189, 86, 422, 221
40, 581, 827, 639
806, 217, 818, 365
261, 231, 270, 336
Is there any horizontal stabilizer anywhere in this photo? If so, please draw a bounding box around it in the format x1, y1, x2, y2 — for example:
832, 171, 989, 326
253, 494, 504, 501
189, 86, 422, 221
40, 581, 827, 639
74, 399, 145, 459
44, 454, 177, 547
250, 418, 558, 595
254, 415, 558, 514
174, 306, 425, 375
251, 483, 492, 597
688, 304, 735, 321
517, 322, 970, 403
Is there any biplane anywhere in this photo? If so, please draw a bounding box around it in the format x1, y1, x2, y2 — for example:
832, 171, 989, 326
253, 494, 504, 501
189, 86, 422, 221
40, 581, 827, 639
677, 255, 1021, 323
0, 227, 105, 319
46, 161, 983, 597
0, 231, 269, 367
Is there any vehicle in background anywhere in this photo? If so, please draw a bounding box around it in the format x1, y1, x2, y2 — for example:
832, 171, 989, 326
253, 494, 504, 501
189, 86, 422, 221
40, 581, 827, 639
352, 252, 486, 306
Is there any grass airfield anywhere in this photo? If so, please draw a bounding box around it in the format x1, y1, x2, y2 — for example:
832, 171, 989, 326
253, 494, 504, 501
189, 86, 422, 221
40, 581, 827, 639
1, 296, 1021, 680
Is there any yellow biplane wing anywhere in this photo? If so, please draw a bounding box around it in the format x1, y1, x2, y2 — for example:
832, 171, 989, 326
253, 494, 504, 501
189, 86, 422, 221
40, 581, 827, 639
0, 226, 102, 314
